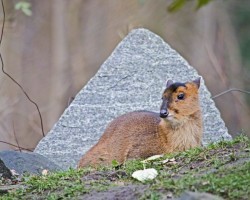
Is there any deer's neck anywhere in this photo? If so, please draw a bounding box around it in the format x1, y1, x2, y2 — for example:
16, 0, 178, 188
159, 111, 203, 152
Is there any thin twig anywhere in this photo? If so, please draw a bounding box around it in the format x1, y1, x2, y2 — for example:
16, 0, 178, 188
212, 88, 250, 99
0, 2, 3, 46
12, 122, 21, 152
0, 140, 33, 152
0, 0, 45, 137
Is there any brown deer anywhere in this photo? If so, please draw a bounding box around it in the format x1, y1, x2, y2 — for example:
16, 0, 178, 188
78, 77, 203, 168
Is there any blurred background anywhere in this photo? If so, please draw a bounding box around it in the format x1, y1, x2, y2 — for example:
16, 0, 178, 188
0, 0, 249, 151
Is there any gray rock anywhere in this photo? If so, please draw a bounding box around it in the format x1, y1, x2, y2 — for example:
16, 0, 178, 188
35, 28, 231, 169
0, 151, 62, 175
178, 191, 224, 200
0, 158, 12, 179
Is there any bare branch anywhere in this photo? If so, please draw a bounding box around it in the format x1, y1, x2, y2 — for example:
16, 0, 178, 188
0, 0, 45, 137
12, 122, 21, 152
212, 88, 250, 99
0, 140, 34, 152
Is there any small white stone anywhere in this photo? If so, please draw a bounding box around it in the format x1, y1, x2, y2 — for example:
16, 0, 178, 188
42, 169, 49, 176
132, 168, 158, 182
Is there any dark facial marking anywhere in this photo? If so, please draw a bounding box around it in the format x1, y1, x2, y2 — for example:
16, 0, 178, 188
166, 82, 186, 93
174, 109, 179, 114
163, 82, 186, 102
161, 82, 187, 117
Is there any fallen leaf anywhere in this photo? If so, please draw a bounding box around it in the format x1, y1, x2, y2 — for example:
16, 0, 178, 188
161, 159, 169, 164
10, 169, 19, 176
141, 155, 164, 163
132, 168, 158, 182
202, 181, 210, 185
161, 157, 177, 165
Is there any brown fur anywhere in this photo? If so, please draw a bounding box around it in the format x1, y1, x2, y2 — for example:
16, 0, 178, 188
78, 78, 203, 168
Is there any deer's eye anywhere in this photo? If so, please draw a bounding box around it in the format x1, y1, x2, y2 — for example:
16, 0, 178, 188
177, 93, 185, 100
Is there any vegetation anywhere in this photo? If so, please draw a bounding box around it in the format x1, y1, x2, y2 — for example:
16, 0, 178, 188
15, 1, 32, 16
168, 0, 213, 12
1, 135, 249, 200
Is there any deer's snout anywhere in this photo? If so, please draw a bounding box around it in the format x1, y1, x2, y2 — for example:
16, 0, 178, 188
160, 109, 169, 118
160, 98, 169, 118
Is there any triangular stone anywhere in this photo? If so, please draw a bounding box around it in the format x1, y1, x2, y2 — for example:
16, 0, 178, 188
35, 29, 231, 169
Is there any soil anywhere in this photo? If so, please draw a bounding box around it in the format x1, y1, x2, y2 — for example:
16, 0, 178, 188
79, 185, 148, 200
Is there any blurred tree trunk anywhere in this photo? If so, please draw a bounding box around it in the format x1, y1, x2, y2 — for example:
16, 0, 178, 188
48, 0, 71, 124
0, 0, 249, 151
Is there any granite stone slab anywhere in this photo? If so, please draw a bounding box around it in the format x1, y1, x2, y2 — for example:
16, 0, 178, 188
0, 151, 62, 175
35, 29, 231, 169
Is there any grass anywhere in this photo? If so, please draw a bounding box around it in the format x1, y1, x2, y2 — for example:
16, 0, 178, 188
153, 161, 250, 199
1, 135, 249, 200
1, 168, 113, 200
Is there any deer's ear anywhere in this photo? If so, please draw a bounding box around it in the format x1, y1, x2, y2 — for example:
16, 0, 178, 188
193, 76, 201, 89
166, 80, 173, 88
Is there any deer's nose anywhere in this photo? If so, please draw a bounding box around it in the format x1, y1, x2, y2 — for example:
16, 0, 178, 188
160, 109, 169, 118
